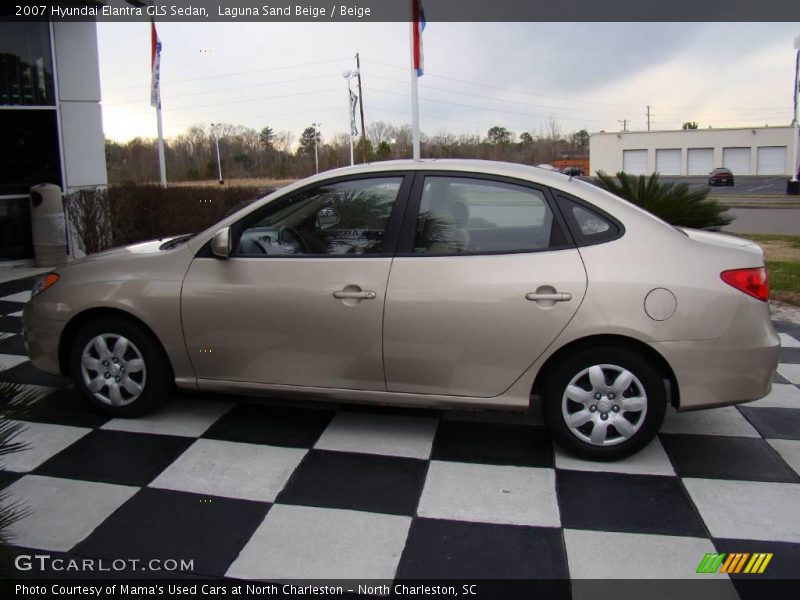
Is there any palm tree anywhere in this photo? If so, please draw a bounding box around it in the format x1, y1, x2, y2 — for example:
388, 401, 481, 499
594, 171, 733, 231
0, 378, 35, 580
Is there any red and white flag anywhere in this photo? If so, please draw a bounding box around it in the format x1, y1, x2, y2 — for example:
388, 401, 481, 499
150, 20, 162, 108
412, 0, 426, 77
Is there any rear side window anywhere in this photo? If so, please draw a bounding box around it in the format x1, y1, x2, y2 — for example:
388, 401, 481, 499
413, 176, 568, 254
558, 195, 622, 246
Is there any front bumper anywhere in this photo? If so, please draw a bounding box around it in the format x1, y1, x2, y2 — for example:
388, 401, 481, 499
22, 298, 66, 377
649, 298, 780, 410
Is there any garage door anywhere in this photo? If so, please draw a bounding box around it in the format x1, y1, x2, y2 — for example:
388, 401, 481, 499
756, 146, 787, 175
623, 150, 648, 175
687, 148, 714, 175
722, 147, 751, 175
655, 149, 681, 175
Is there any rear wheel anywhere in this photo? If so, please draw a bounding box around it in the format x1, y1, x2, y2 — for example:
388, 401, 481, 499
69, 317, 171, 416
543, 346, 666, 461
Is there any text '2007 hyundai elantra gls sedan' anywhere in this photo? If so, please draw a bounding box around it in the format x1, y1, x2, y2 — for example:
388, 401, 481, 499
22, 160, 779, 460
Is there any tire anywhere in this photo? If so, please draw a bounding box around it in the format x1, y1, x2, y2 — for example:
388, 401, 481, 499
542, 346, 666, 461
69, 316, 171, 416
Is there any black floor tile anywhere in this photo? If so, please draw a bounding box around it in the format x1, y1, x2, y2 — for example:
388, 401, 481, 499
772, 372, 791, 385
203, 402, 334, 447
396, 518, 569, 580
34, 430, 193, 486
780, 348, 800, 364
0, 277, 36, 297
0, 361, 68, 387
660, 434, 800, 483
738, 407, 800, 440
0, 315, 21, 335
431, 420, 553, 468
713, 538, 800, 600
339, 402, 443, 420
277, 450, 427, 516
19, 386, 110, 429
0, 300, 24, 316
0, 334, 27, 356
0, 470, 22, 491
73, 488, 269, 577
556, 470, 706, 537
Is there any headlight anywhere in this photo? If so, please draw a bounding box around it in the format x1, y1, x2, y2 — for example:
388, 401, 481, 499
31, 273, 60, 299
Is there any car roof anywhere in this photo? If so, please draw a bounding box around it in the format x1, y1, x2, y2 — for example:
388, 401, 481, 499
300, 159, 575, 186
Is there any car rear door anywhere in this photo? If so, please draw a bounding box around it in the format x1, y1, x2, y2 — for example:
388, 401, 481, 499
181, 173, 412, 391
383, 173, 587, 398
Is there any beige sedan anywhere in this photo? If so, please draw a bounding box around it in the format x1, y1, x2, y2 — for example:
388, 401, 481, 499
22, 160, 779, 460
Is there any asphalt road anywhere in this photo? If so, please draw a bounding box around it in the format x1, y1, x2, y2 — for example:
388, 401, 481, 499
659, 176, 793, 196
724, 207, 800, 235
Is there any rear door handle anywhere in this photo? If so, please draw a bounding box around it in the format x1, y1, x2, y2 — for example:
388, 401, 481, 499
333, 290, 376, 300
525, 292, 572, 302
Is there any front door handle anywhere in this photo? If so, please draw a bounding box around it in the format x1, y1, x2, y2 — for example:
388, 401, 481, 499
333, 289, 376, 300
525, 292, 572, 302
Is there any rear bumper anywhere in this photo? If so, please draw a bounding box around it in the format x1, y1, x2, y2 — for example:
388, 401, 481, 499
649, 299, 780, 410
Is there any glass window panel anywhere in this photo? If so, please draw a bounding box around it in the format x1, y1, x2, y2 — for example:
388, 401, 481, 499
237, 177, 402, 256
414, 176, 558, 254
0, 22, 55, 106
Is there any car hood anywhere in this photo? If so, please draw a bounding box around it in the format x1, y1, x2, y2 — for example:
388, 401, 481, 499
74, 237, 184, 262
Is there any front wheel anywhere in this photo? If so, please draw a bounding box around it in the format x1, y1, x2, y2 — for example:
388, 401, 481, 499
69, 317, 171, 416
542, 346, 666, 461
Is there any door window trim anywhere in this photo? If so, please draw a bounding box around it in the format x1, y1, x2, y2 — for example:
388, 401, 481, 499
395, 171, 575, 257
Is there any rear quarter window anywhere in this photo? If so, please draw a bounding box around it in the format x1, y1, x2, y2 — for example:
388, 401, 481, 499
557, 194, 623, 246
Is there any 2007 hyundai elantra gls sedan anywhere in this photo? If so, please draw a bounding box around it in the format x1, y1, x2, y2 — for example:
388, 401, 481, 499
22, 160, 780, 460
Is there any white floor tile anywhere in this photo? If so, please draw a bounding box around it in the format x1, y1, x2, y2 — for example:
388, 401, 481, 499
746, 383, 800, 409
417, 460, 560, 527
0, 291, 31, 303
564, 529, 728, 580
102, 398, 234, 437
4, 475, 137, 551
554, 437, 675, 476
150, 439, 306, 502
6, 311, 22, 318
767, 439, 800, 476
779, 333, 800, 348
683, 478, 800, 543
0, 354, 29, 370
2, 421, 90, 472
226, 505, 410, 580
777, 363, 800, 385
661, 406, 759, 437
314, 412, 438, 459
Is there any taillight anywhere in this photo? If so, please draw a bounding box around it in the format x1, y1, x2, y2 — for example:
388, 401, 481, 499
720, 267, 769, 302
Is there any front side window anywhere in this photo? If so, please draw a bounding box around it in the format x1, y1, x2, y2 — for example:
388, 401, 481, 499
236, 177, 402, 256
413, 176, 564, 254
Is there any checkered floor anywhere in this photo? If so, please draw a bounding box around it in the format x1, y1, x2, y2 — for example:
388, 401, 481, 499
1, 275, 799, 594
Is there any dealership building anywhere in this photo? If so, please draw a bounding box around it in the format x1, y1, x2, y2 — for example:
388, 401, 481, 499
0, 19, 107, 262
589, 126, 799, 177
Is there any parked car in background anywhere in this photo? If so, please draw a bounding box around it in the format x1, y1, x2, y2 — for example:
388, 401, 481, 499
709, 167, 734, 186
560, 166, 584, 176
22, 160, 779, 461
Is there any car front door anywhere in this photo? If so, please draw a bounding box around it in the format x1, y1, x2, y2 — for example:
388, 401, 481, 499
383, 173, 587, 398
181, 174, 410, 391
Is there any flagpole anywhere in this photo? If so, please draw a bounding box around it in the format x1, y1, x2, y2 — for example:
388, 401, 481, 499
791, 35, 799, 183
156, 103, 167, 187
151, 19, 167, 187
409, 20, 420, 161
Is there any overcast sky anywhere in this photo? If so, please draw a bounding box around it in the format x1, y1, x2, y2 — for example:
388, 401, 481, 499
97, 22, 800, 143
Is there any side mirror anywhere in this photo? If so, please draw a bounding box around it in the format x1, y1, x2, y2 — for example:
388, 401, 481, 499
211, 227, 232, 258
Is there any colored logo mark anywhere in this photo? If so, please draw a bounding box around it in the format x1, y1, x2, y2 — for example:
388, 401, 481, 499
696, 553, 773, 574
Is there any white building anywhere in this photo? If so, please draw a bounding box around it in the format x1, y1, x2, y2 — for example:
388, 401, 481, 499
589, 126, 799, 177
0, 20, 107, 262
